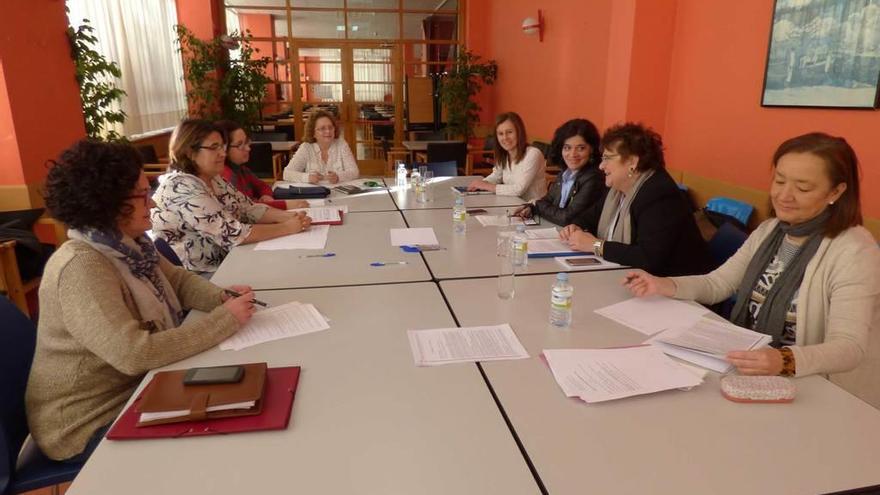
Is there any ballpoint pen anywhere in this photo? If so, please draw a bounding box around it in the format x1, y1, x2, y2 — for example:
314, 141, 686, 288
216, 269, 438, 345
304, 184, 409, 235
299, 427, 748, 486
224, 289, 268, 307
299, 252, 336, 258
370, 261, 408, 267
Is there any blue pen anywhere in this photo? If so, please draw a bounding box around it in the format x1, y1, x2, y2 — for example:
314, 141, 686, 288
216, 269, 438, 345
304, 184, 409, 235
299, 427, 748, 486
370, 261, 408, 267
300, 252, 336, 258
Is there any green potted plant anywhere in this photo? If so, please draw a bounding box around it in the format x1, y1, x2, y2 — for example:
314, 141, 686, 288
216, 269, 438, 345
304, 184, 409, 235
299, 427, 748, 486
175, 25, 271, 131
438, 50, 498, 140
67, 18, 127, 141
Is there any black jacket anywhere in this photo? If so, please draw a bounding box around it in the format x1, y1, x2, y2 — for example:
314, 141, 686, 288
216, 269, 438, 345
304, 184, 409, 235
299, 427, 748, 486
531, 165, 606, 226
571, 169, 713, 277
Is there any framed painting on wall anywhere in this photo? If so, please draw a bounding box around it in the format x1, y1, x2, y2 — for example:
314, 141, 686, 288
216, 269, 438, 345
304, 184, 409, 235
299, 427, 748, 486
761, 0, 880, 108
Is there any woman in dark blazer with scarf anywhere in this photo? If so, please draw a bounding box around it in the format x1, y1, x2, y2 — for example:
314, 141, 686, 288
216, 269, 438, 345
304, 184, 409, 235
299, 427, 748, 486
513, 118, 607, 226
561, 122, 712, 277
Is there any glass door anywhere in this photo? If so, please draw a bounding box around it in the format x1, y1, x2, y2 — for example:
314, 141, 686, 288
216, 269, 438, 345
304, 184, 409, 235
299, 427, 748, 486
294, 43, 399, 176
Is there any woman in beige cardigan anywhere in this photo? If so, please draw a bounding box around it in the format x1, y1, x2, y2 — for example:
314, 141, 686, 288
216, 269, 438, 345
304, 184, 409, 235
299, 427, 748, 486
624, 133, 880, 407
27, 140, 257, 461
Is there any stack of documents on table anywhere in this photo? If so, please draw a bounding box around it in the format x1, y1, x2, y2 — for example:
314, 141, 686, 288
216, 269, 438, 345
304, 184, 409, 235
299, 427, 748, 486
298, 201, 349, 213
594, 296, 710, 335
390, 227, 438, 246
220, 301, 330, 351
254, 224, 330, 251
408, 323, 529, 366
543, 346, 704, 403
524, 227, 559, 239
474, 215, 513, 227
648, 317, 772, 372
287, 206, 343, 225
526, 238, 583, 258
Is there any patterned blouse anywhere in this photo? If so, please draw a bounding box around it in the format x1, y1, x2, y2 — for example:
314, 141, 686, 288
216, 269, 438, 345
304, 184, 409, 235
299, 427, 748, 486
746, 238, 799, 346
151, 172, 268, 273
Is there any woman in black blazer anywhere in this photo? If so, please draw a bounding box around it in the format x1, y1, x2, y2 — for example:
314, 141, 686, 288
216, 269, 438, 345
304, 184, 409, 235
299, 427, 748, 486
561, 122, 712, 276
514, 118, 607, 226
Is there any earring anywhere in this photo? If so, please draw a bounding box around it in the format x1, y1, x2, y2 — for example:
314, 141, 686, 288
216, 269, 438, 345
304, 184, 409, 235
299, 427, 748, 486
627, 168, 635, 178
829, 201, 835, 205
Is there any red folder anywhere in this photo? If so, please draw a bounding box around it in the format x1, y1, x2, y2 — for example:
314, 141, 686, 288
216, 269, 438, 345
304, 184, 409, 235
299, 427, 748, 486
107, 366, 300, 440
309, 210, 344, 226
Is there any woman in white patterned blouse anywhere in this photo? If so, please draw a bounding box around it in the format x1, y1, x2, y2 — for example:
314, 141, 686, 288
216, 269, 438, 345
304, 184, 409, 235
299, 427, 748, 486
152, 119, 312, 273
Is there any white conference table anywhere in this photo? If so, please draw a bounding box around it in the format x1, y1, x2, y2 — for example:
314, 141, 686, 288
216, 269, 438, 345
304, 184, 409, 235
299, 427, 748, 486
67, 283, 539, 495
404, 206, 622, 280
210, 211, 431, 290
274, 177, 399, 212
390, 176, 526, 210
440, 270, 880, 495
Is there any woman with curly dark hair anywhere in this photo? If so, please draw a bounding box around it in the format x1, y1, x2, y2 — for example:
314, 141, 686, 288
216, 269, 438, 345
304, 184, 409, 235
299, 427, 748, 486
26, 139, 256, 462
512, 118, 607, 225
152, 119, 311, 273
560, 122, 712, 276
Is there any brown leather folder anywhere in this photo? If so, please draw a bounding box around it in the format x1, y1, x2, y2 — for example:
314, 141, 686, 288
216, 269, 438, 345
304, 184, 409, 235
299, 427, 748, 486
136, 362, 267, 427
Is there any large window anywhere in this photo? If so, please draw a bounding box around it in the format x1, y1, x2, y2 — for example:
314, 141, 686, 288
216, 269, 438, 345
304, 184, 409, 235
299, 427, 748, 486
66, 0, 187, 138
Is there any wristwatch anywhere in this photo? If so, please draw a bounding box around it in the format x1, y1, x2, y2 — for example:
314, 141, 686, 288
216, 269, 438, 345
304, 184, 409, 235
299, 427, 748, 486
592, 239, 604, 257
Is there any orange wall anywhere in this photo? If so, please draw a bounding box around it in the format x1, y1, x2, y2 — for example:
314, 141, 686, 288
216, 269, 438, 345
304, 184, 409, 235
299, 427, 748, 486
663, 0, 880, 218
479, 0, 614, 141
0, 1, 85, 188
239, 13, 277, 105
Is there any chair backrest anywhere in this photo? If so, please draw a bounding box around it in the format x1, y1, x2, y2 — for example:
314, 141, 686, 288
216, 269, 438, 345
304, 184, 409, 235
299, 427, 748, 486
154, 238, 182, 266
251, 132, 287, 142
426, 142, 467, 170
422, 160, 458, 177
0, 297, 37, 491
246, 143, 275, 179
135, 145, 159, 164
708, 221, 749, 270
273, 125, 295, 140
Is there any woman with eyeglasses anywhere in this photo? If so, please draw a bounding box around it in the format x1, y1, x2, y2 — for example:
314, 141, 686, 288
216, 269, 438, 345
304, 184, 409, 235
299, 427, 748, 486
623, 133, 880, 407
467, 112, 547, 202
283, 110, 359, 184
215, 119, 308, 210
152, 119, 312, 273
560, 122, 712, 276
27, 139, 255, 461
512, 118, 607, 225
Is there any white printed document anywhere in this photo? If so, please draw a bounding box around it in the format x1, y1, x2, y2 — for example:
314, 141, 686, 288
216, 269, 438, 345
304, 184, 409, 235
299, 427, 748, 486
254, 224, 330, 251
594, 296, 709, 335
526, 238, 583, 257
288, 207, 342, 223
648, 317, 772, 372
220, 301, 330, 351
524, 227, 559, 239
474, 215, 513, 227
543, 346, 704, 403
390, 227, 439, 246
407, 324, 529, 366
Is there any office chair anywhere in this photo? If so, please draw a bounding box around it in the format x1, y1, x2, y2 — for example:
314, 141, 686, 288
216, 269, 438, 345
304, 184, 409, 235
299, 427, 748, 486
246, 143, 275, 179
426, 142, 467, 175
0, 297, 84, 495
251, 132, 288, 142
421, 160, 458, 177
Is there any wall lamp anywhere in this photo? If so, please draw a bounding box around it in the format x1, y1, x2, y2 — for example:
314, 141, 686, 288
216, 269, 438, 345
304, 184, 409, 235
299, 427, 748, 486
522, 10, 544, 42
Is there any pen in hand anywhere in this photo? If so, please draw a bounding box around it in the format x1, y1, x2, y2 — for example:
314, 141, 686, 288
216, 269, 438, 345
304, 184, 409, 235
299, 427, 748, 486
224, 289, 268, 307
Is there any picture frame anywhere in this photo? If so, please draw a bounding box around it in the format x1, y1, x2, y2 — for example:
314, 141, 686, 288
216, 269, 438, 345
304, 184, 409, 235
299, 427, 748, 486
761, 0, 880, 109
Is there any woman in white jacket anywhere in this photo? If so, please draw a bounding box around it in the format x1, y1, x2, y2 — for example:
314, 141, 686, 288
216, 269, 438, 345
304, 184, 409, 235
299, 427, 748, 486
283, 110, 359, 184
467, 112, 546, 202
623, 133, 880, 407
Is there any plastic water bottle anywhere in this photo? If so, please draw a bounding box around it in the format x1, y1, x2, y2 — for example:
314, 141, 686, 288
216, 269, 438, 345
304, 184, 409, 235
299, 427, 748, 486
410, 165, 421, 188
549, 272, 573, 327
512, 225, 528, 267
453, 196, 467, 234
395, 161, 407, 188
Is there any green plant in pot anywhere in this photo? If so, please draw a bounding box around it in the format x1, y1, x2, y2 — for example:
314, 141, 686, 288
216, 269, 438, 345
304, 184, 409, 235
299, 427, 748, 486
175, 25, 271, 131
67, 18, 127, 141
438, 50, 498, 140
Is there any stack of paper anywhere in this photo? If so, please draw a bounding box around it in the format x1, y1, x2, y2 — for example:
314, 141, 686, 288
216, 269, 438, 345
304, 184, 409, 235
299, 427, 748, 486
390, 227, 438, 246
220, 301, 330, 351
648, 317, 773, 372
594, 296, 710, 335
524, 228, 559, 239
526, 238, 582, 258
288, 207, 342, 224
543, 346, 704, 403
407, 324, 529, 366
254, 224, 330, 251
474, 215, 513, 227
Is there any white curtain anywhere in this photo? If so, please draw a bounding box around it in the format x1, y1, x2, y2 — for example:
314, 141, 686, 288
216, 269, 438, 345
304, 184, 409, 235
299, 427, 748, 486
66, 0, 187, 138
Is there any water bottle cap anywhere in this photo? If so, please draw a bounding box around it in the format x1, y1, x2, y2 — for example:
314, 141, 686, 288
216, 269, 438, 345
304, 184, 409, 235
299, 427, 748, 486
516, 225, 526, 232
556, 272, 569, 281
455, 196, 463, 205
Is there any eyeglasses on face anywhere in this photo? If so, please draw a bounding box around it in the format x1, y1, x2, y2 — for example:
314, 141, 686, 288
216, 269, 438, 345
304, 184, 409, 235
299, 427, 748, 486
195, 143, 226, 153
600, 153, 620, 162
126, 189, 152, 206
228, 140, 251, 150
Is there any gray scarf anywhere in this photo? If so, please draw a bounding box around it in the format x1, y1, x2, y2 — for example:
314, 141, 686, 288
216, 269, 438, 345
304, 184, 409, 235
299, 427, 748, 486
596, 169, 654, 244
729, 210, 830, 344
